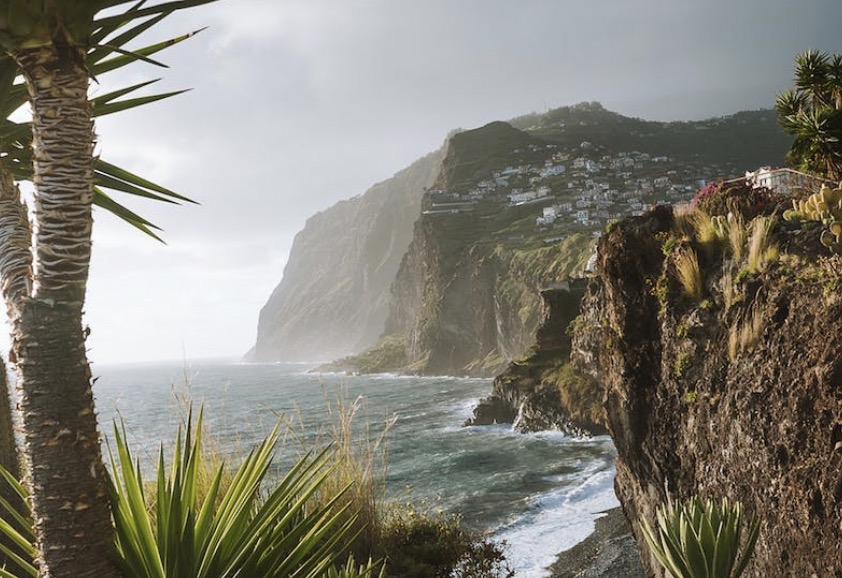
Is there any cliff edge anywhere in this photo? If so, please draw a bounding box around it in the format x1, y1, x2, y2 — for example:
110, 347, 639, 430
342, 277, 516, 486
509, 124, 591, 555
575, 204, 842, 577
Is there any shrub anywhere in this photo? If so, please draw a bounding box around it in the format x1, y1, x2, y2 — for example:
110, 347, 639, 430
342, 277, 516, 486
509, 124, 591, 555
642, 496, 760, 578
692, 180, 780, 220
303, 395, 512, 578
377, 509, 513, 578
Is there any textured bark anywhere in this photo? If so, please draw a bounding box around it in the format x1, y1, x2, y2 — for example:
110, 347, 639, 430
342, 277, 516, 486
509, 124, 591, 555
0, 360, 18, 481
11, 44, 120, 578
0, 162, 28, 488
0, 94, 34, 578
0, 166, 32, 314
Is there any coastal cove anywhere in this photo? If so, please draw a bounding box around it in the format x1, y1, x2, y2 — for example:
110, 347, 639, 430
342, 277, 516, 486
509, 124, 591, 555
92, 360, 619, 578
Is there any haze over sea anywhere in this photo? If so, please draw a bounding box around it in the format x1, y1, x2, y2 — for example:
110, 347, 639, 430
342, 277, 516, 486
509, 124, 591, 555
93, 360, 617, 578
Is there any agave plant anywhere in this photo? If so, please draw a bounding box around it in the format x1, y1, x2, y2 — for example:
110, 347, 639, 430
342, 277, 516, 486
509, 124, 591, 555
107, 410, 361, 578
641, 496, 760, 578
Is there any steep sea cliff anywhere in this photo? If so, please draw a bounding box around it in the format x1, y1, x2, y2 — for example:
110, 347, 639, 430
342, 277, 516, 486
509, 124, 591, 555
574, 206, 842, 577
246, 146, 445, 362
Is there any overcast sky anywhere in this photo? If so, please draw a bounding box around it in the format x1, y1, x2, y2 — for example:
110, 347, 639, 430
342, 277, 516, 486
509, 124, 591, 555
65, 0, 842, 364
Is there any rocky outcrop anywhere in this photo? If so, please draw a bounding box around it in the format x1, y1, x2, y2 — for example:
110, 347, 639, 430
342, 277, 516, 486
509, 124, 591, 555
466, 279, 607, 434
575, 206, 842, 577
246, 147, 444, 362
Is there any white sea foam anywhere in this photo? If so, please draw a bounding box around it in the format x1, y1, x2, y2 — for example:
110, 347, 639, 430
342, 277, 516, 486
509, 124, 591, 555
492, 466, 619, 578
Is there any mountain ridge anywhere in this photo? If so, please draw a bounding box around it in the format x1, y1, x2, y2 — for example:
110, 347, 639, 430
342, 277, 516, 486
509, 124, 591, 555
247, 102, 791, 367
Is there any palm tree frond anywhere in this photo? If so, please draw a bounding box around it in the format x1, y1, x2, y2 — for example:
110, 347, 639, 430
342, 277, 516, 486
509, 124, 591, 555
92, 88, 188, 117
93, 188, 165, 242
90, 28, 206, 76
96, 159, 197, 204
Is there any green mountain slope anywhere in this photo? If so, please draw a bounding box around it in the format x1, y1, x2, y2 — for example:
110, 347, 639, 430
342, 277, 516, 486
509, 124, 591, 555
248, 103, 791, 368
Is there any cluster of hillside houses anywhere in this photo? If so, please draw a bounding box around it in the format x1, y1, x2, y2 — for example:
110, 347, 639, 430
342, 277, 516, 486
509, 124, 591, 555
426, 140, 827, 239
426, 146, 708, 231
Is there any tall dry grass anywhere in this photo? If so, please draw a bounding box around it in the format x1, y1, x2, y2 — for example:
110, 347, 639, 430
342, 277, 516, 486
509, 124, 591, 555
728, 303, 765, 361
307, 395, 395, 562
746, 215, 779, 274
674, 248, 703, 301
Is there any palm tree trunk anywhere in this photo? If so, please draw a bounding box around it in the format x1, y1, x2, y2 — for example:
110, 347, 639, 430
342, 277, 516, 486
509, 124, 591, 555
11, 44, 121, 578
0, 165, 28, 481
0, 128, 33, 576
0, 357, 29, 577
0, 359, 19, 482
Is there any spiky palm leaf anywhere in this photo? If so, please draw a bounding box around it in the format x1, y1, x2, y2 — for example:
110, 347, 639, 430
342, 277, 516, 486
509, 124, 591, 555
0, 7, 212, 239
795, 49, 831, 108
778, 50, 842, 181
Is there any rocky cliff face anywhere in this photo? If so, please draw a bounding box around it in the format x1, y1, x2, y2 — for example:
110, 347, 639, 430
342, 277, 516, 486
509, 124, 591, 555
246, 148, 444, 362
575, 206, 842, 577
384, 208, 593, 376
383, 121, 599, 376
466, 279, 607, 434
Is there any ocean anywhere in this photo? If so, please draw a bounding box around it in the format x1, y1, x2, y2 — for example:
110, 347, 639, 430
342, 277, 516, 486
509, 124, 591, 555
92, 359, 618, 578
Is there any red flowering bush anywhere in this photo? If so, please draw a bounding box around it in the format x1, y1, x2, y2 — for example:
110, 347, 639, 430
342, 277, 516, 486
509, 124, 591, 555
691, 180, 782, 219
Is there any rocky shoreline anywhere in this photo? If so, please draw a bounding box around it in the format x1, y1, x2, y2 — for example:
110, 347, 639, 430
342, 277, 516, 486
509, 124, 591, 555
546, 507, 645, 578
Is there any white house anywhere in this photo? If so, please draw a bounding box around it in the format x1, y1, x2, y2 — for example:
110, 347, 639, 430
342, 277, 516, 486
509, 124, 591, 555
744, 167, 829, 196
540, 164, 566, 177
509, 190, 538, 204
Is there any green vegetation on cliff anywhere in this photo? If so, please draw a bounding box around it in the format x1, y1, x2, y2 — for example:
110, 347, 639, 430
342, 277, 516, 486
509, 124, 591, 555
320, 335, 408, 375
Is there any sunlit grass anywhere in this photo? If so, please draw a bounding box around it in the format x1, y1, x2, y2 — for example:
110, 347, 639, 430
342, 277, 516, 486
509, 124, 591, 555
746, 215, 778, 274
674, 248, 703, 301
728, 304, 765, 361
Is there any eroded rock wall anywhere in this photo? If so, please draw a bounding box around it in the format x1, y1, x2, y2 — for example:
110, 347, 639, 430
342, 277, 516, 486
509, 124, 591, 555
576, 206, 842, 577
467, 280, 607, 434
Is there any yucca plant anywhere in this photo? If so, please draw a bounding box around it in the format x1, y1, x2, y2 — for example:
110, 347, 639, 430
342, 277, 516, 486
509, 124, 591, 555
0, 4, 219, 575
107, 410, 360, 578
641, 496, 760, 578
